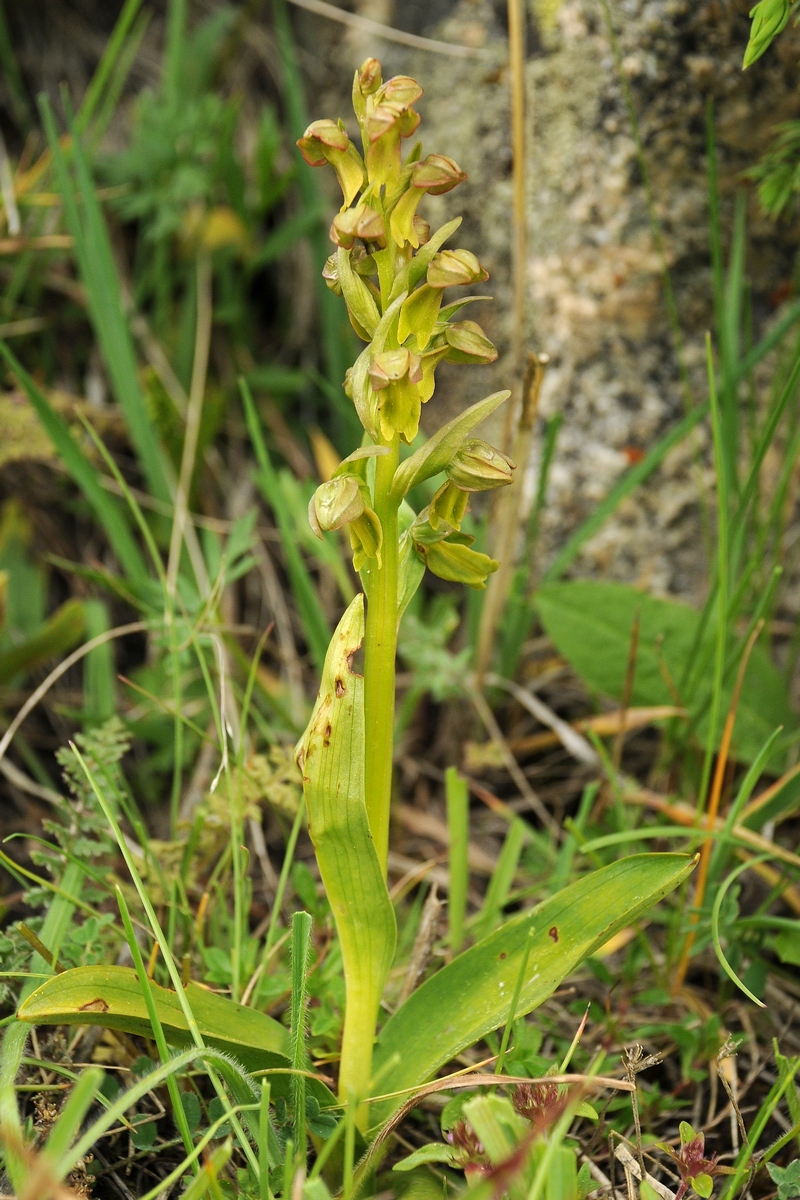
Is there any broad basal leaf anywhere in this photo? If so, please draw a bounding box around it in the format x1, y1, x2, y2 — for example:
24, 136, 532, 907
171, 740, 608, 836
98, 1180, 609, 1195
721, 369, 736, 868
17, 964, 333, 1105
535, 581, 794, 766
369, 853, 694, 1130
296, 595, 396, 1110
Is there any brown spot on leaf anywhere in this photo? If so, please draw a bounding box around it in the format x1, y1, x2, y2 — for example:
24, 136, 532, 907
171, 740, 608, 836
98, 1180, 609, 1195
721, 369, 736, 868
548, 926, 559, 942
79, 998, 109, 1013
499, 952, 507, 960
335, 678, 345, 698
323, 723, 332, 746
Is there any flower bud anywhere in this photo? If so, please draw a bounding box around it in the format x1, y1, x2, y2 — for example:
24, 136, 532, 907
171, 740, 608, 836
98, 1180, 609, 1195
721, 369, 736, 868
744, 0, 790, 66
357, 57, 382, 96
443, 320, 498, 364
331, 202, 386, 249
297, 120, 366, 208
428, 481, 469, 531
322, 254, 342, 295
446, 439, 515, 492
308, 475, 365, 537
427, 249, 489, 289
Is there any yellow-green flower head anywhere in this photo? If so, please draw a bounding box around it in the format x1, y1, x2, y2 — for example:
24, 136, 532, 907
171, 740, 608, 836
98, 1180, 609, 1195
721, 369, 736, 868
296, 119, 366, 208
446, 439, 515, 492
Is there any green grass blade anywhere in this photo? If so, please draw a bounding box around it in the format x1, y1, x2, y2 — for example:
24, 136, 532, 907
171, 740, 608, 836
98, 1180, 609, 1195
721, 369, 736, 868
291, 910, 313, 1159
445, 767, 469, 954
473, 818, 525, 941
0, 342, 148, 585
75, 0, 145, 134
82, 599, 116, 725
542, 402, 708, 583
240, 377, 330, 670
163, 0, 187, 102
370, 853, 695, 1129
698, 335, 730, 814
116, 886, 196, 1161
0, 0, 32, 130
39, 96, 172, 505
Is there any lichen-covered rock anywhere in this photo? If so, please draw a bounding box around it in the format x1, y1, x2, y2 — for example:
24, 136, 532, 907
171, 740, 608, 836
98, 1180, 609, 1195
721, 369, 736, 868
303, 0, 800, 606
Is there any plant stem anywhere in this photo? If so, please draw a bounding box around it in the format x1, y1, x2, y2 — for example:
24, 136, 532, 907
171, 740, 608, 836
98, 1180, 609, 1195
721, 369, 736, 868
363, 437, 400, 876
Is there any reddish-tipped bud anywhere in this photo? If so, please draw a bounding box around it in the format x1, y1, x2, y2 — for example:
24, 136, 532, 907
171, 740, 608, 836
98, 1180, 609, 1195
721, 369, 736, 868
296, 120, 366, 207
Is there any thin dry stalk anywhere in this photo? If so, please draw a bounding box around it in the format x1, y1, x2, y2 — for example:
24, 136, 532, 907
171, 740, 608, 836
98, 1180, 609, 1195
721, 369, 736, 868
0, 622, 148, 767
286, 0, 493, 56
672, 620, 764, 993
507, 0, 528, 383
476, 353, 548, 680
469, 683, 558, 834
396, 884, 444, 1006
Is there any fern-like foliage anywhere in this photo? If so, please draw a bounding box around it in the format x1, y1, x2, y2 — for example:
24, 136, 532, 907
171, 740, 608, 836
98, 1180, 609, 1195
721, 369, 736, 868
26, 718, 130, 908
748, 121, 800, 220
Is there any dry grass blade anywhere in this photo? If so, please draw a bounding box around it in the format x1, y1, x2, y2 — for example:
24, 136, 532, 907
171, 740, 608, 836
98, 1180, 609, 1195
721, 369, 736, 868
486, 672, 598, 766
507, 706, 684, 756
286, 0, 495, 57
0, 622, 148, 766
672, 620, 764, 992
477, 355, 547, 679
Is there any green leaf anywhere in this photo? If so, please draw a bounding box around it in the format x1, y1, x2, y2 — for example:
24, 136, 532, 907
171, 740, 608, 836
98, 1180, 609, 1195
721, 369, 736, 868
296, 596, 396, 1110
369, 853, 694, 1129
393, 1143, 459, 1171
17, 964, 334, 1106
693, 1175, 713, 1199
0, 599, 85, 685
535, 580, 794, 766
391, 390, 511, 501
131, 1118, 158, 1149
743, 0, 791, 67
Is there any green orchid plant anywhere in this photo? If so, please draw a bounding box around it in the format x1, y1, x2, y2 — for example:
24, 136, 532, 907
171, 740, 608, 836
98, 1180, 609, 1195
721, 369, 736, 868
296, 57, 514, 1107
14, 56, 695, 1185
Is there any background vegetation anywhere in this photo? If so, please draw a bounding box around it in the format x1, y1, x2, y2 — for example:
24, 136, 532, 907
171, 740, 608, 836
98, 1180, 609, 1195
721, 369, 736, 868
1, 1, 800, 1198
